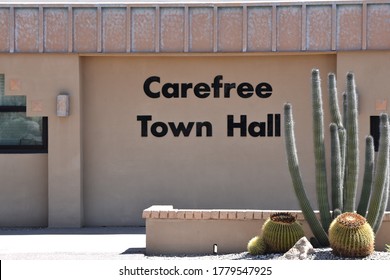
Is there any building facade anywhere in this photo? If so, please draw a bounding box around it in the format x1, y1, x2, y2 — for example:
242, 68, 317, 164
0, 0, 389, 227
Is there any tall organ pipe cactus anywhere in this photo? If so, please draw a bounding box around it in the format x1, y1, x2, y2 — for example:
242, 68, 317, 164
357, 136, 375, 217
284, 69, 390, 247
311, 69, 332, 232
366, 114, 390, 232
330, 123, 343, 217
344, 72, 360, 212
284, 103, 330, 246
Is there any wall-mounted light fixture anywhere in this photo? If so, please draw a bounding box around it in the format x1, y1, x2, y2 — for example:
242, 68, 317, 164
57, 93, 70, 117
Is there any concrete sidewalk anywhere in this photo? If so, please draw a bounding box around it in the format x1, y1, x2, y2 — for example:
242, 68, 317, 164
0, 227, 147, 260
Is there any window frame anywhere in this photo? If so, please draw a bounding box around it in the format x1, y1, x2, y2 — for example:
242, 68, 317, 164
0, 104, 48, 154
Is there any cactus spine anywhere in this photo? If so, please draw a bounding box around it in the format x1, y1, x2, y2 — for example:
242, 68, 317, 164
329, 212, 374, 258
261, 212, 305, 253
284, 69, 390, 247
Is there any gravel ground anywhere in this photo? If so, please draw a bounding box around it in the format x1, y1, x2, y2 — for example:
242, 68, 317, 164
147, 248, 390, 260
1, 227, 389, 261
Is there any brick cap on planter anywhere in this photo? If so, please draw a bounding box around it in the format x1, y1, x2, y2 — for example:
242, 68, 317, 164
142, 205, 330, 220
142, 205, 390, 221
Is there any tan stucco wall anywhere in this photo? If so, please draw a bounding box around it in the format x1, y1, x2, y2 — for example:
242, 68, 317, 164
337, 51, 390, 118
0, 51, 390, 227
0, 1, 388, 230
0, 154, 47, 226
81, 54, 336, 226
0, 54, 82, 227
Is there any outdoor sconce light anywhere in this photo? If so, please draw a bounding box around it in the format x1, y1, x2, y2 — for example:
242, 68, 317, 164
57, 92, 70, 117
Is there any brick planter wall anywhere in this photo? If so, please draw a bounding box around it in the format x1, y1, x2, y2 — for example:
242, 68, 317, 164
143, 205, 390, 255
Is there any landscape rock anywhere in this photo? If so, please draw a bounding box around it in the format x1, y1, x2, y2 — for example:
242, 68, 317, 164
280, 237, 315, 260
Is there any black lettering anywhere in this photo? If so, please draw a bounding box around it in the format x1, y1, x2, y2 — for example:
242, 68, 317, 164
196, 121, 213, 137
224, 83, 236, 98
137, 115, 152, 137
255, 82, 272, 98
138, 116, 213, 137
267, 114, 273, 136
143, 76, 160, 98
181, 83, 193, 98
226, 114, 281, 137
169, 122, 195, 137
143, 76, 273, 99
162, 83, 179, 98
275, 113, 281, 137
151, 122, 168, 137
211, 75, 223, 98
227, 115, 246, 136
237, 82, 254, 98
194, 83, 211, 98
249, 121, 266, 137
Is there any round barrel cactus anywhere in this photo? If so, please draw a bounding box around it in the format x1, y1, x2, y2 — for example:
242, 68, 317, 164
261, 212, 305, 253
247, 235, 267, 255
329, 212, 374, 258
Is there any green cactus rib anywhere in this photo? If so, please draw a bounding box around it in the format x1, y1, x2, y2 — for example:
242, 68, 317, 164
338, 128, 346, 191
373, 175, 389, 233
366, 113, 390, 232
330, 123, 343, 215
372, 116, 390, 233
341, 93, 348, 192
342, 92, 348, 128
329, 212, 374, 258
261, 213, 305, 253
283, 103, 329, 246
357, 136, 375, 217
311, 69, 331, 232
328, 73, 346, 187
343, 72, 359, 212
328, 73, 344, 129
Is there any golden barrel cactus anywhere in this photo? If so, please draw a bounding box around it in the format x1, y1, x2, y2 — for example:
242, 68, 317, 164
247, 235, 267, 255
261, 212, 305, 253
329, 212, 374, 258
